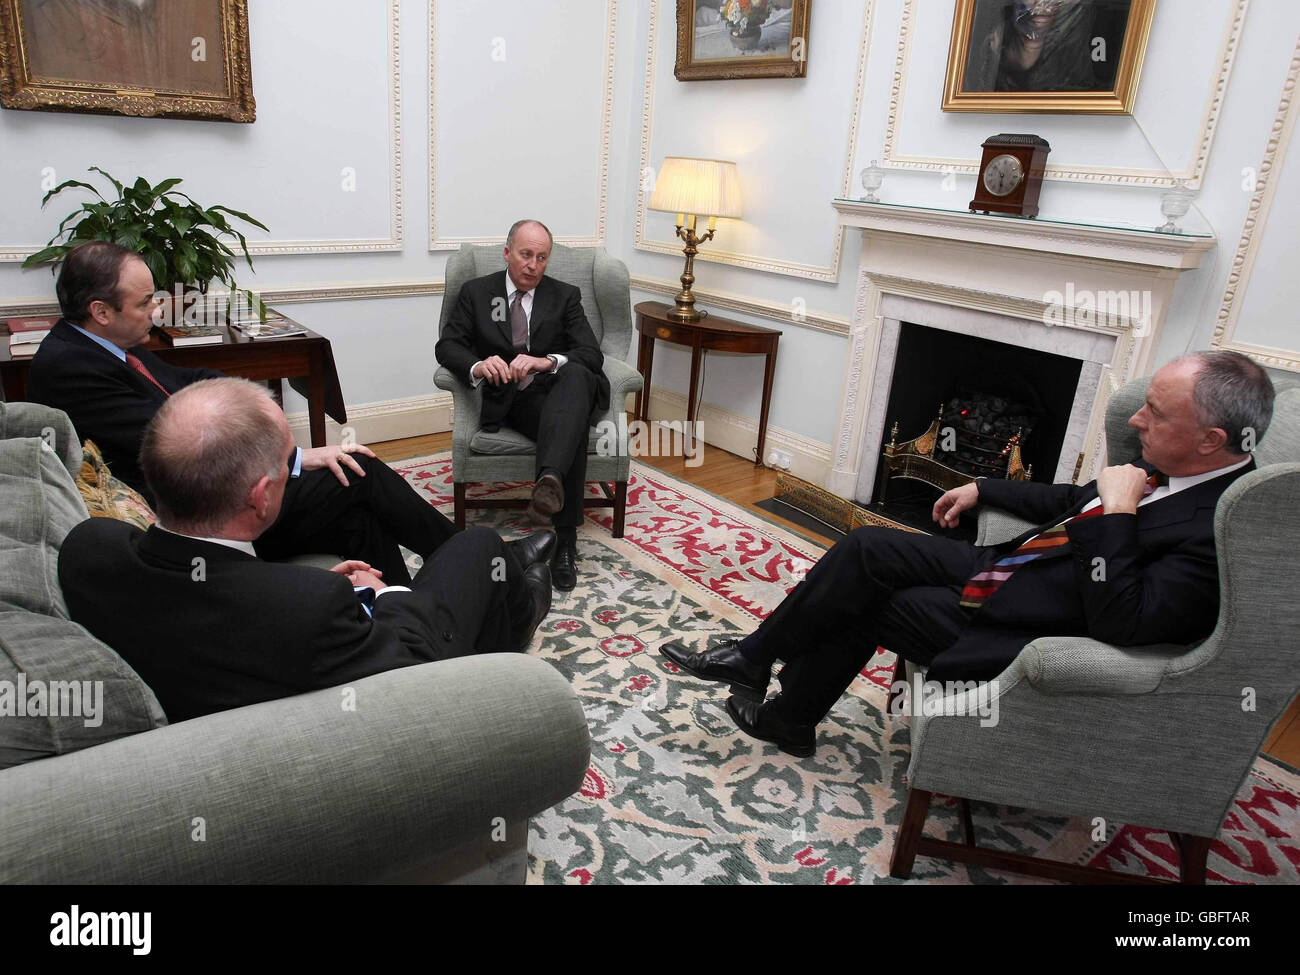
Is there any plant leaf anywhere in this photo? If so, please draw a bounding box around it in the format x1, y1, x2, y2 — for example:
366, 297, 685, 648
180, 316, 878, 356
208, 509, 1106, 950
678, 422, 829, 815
40, 179, 103, 207
210, 205, 269, 232
21, 245, 69, 268
87, 166, 124, 196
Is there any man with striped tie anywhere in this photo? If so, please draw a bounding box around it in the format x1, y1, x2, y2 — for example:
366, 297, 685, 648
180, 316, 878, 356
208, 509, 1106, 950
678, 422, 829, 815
661, 350, 1274, 757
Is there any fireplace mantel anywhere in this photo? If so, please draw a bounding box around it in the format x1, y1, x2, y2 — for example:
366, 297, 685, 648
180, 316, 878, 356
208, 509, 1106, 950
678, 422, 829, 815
832, 200, 1215, 270
827, 199, 1216, 502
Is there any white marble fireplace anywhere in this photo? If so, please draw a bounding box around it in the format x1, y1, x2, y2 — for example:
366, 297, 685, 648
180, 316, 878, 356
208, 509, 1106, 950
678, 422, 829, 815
828, 201, 1215, 503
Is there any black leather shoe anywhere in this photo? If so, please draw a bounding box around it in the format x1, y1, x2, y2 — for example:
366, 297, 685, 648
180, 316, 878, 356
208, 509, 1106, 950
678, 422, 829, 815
510, 563, 552, 651
506, 529, 556, 569
659, 639, 770, 696
726, 695, 816, 757
527, 473, 565, 525
550, 537, 577, 592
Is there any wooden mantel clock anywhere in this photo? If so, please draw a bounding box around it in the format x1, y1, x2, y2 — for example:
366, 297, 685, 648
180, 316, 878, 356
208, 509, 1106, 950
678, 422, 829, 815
969, 134, 1051, 218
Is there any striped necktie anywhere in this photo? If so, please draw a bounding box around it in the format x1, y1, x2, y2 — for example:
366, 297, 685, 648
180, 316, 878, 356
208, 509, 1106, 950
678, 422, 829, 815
959, 472, 1164, 611
125, 353, 171, 397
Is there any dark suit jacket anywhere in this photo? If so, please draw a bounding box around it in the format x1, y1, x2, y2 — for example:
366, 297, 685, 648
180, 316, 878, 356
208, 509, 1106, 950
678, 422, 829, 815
434, 271, 610, 428
59, 519, 443, 722
925, 459, 1257, 682
28, 319, 222, 500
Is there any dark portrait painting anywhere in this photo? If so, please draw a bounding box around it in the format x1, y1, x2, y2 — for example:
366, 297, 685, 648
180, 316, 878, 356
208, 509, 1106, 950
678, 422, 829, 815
943, 0, 1155, 114
0, 0, 255, 121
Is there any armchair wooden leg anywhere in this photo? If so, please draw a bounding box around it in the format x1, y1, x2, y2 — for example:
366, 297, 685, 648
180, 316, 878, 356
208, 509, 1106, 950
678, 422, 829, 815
1173, 832, 1212, 885
613, 479, 628, 538
959, 798, 975, 847
889, 787, 933, 879
453, 483, 467, 531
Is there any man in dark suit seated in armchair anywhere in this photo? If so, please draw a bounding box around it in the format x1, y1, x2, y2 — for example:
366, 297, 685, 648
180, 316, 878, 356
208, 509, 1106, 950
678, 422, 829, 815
58, 377, 553, 722
661, 350, 1275, 757
434, 219, 611, 592
28, 240, 556, 585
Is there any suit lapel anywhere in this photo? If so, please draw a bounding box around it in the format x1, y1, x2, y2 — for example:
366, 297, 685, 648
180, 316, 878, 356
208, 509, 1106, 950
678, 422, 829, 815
493, 271, 514, 346
528, 277, 555, 351
53, 319, 165, 398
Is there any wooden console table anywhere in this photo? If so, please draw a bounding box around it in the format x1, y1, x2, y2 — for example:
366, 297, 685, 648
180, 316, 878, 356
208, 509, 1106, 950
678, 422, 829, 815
0, 310, 346, 447
633, 301, 779, 467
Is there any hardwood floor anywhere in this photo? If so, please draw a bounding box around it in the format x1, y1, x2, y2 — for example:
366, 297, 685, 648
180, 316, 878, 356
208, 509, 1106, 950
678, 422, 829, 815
369, 432, 1300, 769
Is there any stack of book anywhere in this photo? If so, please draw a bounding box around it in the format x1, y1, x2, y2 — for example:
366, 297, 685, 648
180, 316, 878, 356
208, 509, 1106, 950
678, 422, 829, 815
5, 315, 58, 356
229, 312, 307, 339
157, 322, 227, 347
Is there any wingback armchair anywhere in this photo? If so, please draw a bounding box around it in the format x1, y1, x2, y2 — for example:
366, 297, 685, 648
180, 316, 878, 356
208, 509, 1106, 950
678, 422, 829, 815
889, 376, 1300, 884
433, 243, 643, 537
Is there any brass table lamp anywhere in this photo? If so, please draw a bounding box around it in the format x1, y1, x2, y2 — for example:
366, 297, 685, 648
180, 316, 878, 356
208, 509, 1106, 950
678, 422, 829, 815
647, 156, 743, 322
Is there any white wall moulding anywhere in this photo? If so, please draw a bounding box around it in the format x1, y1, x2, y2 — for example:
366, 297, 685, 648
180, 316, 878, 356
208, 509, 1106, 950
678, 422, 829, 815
1212, 34, 1300, 373
634, 0, 877, 283
0, 0, 405, 263
644, 385, 832, 484
629, 275, 850, 336
827, 200, 1216, 500
0, 280, 445, 321
427, 0, 616, 250
880, 0, 1249, 189
287, 393, 454, 446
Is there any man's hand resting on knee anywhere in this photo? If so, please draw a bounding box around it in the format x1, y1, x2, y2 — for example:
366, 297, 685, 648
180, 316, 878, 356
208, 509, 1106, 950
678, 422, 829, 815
932, 481, 980, 528
302, 443, 377, 486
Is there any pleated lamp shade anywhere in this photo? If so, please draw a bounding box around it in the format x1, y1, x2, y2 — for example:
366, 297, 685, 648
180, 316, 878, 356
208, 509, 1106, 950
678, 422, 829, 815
648, 157, 743, 219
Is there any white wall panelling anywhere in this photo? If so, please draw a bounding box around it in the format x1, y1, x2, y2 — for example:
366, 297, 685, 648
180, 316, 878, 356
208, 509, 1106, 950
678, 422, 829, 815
879, 0, 1248, 187
1212, 35, 1300, 372
426, 0, 616, 248
0, 0, 404, 262
632, 0, 877, 282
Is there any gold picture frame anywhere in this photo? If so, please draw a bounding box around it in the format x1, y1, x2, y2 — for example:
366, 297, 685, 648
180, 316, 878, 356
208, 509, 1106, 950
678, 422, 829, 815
942, 0, 1155, 114
674, 0, 810, 81
0, 0, 255, 122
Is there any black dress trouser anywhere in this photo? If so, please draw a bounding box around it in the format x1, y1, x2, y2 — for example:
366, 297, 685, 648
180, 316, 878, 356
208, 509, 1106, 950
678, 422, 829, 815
374, 525, 535, 656
746, 526, 999, 725
253, 452, 457, 585
502, 363, 600, 532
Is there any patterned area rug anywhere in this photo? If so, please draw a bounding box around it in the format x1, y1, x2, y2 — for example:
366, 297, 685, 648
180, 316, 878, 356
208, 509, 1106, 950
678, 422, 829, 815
392, 453, 1300, 885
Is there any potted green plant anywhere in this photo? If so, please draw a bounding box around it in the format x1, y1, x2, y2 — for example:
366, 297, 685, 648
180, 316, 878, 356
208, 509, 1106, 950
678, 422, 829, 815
22, 166, 270, 323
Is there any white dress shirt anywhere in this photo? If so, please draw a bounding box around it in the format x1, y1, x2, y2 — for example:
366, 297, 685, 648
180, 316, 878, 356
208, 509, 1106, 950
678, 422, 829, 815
469, 272, 567, 387
1077, 455, 1253, 515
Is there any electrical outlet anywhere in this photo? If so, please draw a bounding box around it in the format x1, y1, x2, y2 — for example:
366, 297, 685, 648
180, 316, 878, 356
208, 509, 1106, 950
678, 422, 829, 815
767, 448, 792, 470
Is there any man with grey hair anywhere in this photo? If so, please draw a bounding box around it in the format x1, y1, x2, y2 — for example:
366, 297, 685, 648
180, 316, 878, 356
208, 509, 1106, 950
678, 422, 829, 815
662, 350, 1275, 757
435, 219, 610, 591
58, 378, 553, 722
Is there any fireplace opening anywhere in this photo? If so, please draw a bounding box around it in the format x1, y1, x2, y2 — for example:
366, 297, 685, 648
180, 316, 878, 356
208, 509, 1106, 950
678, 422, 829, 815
872, 322, 1083, 533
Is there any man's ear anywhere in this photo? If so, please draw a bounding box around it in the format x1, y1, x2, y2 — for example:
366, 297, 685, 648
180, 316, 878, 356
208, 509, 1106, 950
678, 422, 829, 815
86, 299, 112, 329
1201, 425, 1231, 455
249, 474, 272, 520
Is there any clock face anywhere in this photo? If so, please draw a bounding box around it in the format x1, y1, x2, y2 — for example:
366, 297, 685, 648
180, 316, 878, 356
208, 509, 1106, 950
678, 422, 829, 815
982, 153, 1025, 197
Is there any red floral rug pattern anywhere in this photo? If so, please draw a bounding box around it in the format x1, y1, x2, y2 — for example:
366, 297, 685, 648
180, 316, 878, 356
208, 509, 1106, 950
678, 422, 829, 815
393, 454, 1300, 885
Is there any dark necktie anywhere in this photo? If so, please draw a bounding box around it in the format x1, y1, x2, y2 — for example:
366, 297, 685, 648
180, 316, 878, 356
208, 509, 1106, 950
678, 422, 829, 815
510, 290, 534, 390
960, 472, 1165, 610
125, 353, 171, 397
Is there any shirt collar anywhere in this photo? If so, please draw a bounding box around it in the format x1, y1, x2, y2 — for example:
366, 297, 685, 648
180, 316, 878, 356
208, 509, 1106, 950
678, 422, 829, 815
68, 321, 127, 362
156, 524, 257, 557
1166, 455, 1252, 495
505, 272, 536, 302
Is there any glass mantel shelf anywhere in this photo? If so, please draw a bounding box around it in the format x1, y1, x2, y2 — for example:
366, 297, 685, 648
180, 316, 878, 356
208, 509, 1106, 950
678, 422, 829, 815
833, 197, 1214, 240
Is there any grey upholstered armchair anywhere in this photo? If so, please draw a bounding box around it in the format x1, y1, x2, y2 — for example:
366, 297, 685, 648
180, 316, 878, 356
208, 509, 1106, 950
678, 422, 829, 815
433, 243, 643, 537
889, 376, 1300, 884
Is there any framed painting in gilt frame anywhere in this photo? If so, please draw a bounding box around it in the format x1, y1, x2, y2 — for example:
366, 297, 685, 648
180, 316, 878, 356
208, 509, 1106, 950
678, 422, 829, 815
0, 0, 255, 122
675, 0, 810, 81
943, 0, 1155, 114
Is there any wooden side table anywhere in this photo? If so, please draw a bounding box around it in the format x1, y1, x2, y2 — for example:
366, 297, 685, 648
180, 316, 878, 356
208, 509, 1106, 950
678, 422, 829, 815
633, 301, 779, 466
0, 310, 347, 447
